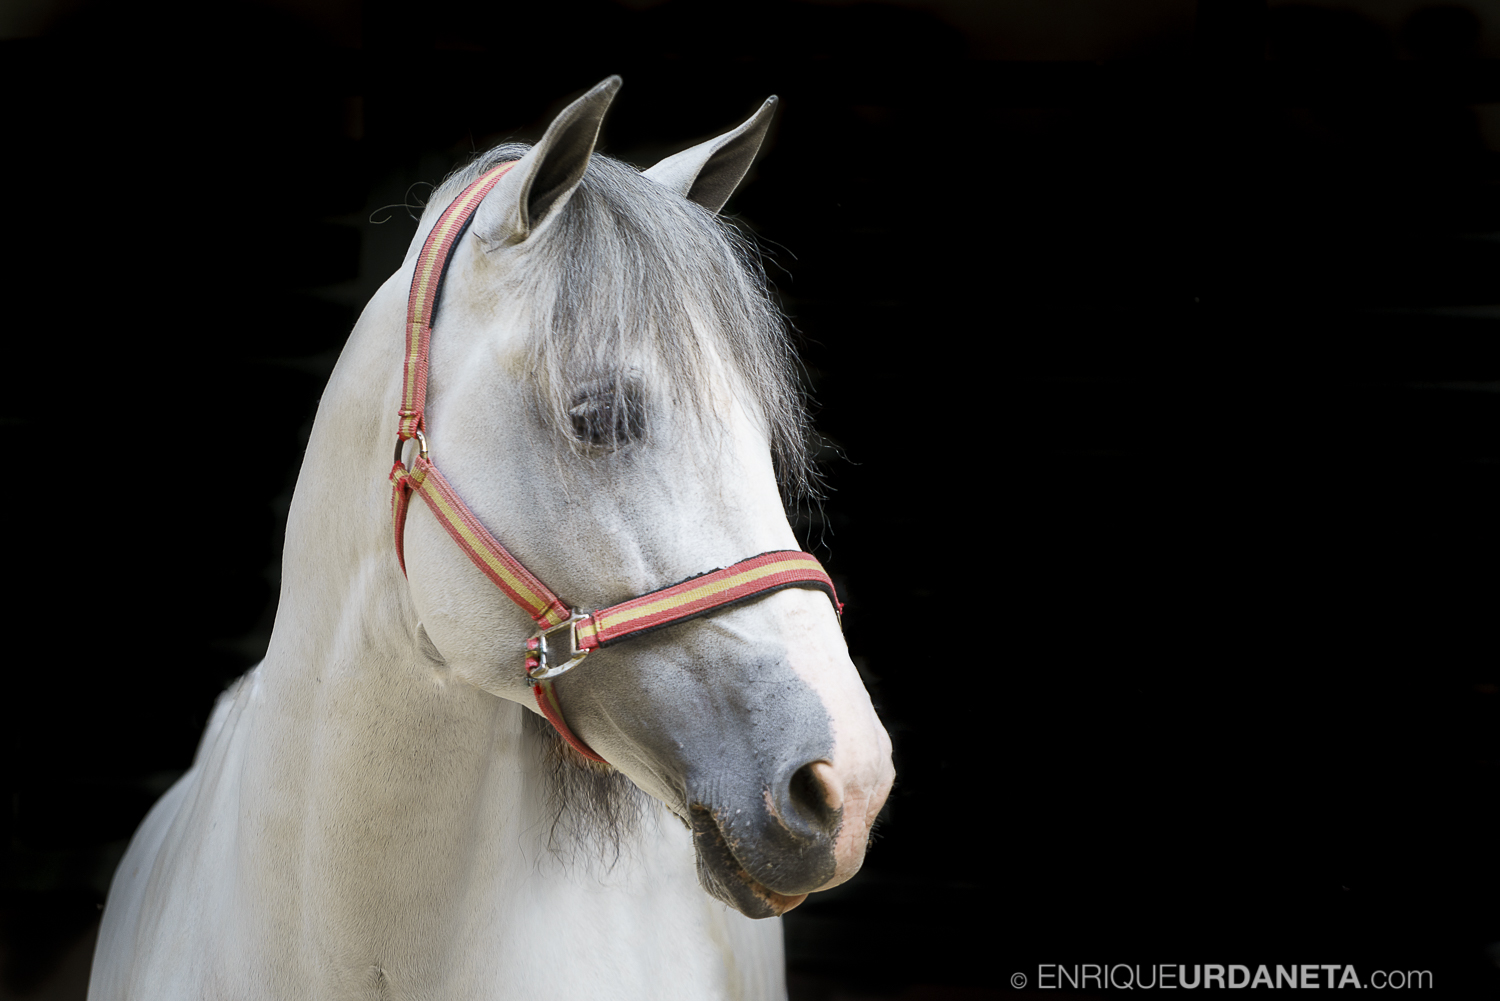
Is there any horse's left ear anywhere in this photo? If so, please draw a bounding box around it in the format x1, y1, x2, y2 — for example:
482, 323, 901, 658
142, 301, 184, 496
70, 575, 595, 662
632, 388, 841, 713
643, 96, 777, 214
474, 76, 621, 246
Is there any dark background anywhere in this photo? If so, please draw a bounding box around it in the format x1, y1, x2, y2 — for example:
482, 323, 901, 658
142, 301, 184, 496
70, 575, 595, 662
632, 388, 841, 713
3, 0, 1498, 997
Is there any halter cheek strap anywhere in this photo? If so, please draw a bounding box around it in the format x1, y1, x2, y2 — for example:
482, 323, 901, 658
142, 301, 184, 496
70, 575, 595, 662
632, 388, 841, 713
388, 161, 842, 764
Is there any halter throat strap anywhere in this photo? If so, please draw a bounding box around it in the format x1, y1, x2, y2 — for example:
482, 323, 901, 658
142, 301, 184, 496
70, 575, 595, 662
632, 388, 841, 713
387, 161, 841, 764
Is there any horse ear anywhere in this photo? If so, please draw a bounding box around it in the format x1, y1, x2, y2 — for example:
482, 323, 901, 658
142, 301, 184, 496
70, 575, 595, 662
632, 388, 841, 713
473, 76, 621, 246
643, 96, 777, 214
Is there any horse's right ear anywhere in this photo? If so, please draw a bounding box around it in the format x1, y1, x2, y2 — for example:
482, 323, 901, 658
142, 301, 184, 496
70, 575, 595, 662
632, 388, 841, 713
642, 96, 777, 214
473, 76, 621, 246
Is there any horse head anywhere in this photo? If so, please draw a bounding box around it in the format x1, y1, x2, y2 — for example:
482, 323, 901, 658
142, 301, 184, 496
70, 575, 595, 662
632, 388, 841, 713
390, 78, 893, 919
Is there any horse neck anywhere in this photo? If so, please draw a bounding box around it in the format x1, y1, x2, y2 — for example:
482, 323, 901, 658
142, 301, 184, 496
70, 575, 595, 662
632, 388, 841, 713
234, 277, 541, 937
266, 272, 418, 700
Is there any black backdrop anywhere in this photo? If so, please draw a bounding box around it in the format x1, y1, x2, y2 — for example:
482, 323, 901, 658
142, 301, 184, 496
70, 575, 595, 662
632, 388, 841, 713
4, 1, 1498, 997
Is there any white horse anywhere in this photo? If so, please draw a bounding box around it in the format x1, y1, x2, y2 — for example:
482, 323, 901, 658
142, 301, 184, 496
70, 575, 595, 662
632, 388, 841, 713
88, 77, 893, 1000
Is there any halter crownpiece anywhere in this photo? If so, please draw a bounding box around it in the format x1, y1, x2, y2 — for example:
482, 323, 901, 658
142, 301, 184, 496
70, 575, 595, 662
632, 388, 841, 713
388, 161, 842, 764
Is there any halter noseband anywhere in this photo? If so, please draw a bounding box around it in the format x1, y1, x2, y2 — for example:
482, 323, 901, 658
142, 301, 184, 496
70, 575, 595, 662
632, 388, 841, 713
387, 161, 842, 763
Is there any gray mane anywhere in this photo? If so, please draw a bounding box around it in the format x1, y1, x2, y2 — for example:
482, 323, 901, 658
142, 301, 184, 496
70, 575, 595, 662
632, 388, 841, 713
425, 143, 815, 502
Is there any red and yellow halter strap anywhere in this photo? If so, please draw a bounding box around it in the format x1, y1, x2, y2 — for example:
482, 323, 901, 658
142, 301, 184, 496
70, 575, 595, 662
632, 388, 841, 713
388, 161, 841, 763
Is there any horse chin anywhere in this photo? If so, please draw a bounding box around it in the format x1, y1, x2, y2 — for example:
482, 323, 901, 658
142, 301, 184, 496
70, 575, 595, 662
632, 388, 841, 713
689, 805, 809, 919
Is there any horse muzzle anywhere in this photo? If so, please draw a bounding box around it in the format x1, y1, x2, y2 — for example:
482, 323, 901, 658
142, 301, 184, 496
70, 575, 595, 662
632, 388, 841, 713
687, 757, 846, 919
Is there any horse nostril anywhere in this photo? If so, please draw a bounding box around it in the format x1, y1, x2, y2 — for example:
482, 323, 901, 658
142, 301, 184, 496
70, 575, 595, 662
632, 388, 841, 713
785, 760, 842, 834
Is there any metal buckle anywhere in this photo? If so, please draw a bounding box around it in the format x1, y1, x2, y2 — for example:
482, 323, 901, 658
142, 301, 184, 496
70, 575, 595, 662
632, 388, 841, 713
525, 611, 591, 683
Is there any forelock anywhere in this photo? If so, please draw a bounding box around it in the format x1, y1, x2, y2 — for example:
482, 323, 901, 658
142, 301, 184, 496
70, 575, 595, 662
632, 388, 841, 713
427, 143, 817, 504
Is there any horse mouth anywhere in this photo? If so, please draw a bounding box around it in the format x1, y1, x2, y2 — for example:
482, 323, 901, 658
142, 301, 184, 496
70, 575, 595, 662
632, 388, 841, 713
689, 804, 808, 919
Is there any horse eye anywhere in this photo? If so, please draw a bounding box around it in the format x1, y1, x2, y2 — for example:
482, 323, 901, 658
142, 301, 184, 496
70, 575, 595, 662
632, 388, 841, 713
569, 387, 645, 450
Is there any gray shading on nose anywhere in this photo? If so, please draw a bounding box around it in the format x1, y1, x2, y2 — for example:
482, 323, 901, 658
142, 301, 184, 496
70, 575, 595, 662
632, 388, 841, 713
725, 757, 842, 895
657, 638, 848, 913
683, 734, 844, 909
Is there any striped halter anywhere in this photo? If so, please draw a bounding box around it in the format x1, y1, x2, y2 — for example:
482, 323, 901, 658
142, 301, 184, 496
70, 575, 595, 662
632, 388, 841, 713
387, 161, 841, 763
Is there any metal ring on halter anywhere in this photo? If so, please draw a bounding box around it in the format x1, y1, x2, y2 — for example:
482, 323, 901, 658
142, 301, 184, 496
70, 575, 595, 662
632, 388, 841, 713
393, 430, 430, 466
525, 611, 592, 682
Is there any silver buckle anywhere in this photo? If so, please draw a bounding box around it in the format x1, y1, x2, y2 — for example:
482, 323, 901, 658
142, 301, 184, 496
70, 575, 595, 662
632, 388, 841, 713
525, 611, 591, 682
